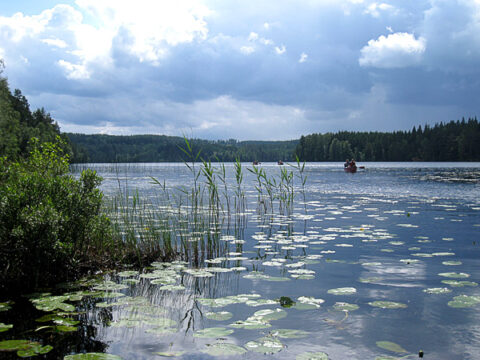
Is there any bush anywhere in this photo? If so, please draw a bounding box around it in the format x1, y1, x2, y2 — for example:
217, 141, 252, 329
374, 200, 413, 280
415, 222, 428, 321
0, 138, 113, 292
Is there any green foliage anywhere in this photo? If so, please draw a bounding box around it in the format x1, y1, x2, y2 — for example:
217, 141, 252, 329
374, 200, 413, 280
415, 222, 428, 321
66, 133, 298, 163
0, 139, 112, 292
297, 118, 480, 161
0, 66, 72, 160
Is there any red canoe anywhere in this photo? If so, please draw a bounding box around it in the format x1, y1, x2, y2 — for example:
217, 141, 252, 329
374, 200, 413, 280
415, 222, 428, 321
344, 165, 357, 173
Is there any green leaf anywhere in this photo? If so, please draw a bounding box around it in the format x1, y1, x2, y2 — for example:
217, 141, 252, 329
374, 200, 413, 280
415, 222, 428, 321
376, 341, 408, 353
296, 352, 329, 360
193, 327, 234, 338
64, 354, 123, 360
201, 343, 247, 356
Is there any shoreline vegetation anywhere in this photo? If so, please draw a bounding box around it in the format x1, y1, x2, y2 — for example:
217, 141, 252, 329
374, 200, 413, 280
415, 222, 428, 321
67, 117, 480, 163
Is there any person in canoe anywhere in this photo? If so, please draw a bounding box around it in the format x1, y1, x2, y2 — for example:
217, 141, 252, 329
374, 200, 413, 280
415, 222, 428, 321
344, 159, 357, 173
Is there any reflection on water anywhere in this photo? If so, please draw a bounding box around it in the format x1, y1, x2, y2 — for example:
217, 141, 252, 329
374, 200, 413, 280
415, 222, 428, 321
1, 162, 480, 359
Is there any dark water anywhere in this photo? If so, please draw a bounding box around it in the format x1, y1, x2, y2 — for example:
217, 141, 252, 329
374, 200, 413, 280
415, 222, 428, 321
2, 162, 480, 359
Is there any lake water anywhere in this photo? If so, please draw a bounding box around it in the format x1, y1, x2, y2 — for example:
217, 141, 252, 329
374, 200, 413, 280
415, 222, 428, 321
2, 162, 480, 359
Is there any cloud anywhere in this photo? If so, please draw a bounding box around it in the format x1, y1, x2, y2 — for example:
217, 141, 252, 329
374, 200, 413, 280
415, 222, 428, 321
359, 32, 426, 68
240, 45, 255, 55
1, 0, 479, 140
41, 38, 68, 48
299, 52, 308, 63
364, 2, 395, 18
275, 45, 286, 55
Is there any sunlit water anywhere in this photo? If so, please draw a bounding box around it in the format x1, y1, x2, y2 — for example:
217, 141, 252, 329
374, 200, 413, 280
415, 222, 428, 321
2, 162, 480, 359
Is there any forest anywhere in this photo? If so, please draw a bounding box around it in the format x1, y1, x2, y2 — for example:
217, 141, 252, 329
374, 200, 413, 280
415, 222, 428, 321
296, 118, 480, 162
67, 119, 480, 163
67, 133, 298, 163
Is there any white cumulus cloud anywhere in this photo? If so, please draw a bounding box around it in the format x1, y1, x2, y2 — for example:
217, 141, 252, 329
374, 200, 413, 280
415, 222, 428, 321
359, 32, 426, 68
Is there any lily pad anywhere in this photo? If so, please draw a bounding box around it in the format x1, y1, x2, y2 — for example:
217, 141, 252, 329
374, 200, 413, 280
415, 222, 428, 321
201, 343, 247, 356
193, 327, 234, 338
447, 295, 480, 308
153, 350, 185, 357
245, 337, 284, 354
230, 318, 271, 329
438, 272, 470, 279
423, 287, 451, 294
333, 302, 359, 312
327, 287, 357, 295
92, 281, 128, 291
368, 301, 407, 309
0, 301, 13, 312
376, 341, 407, 353
0, 323, 13, 332
205, 311, 233, 321
117, 271, 139, 277
254, 308, 287, 321
270, 329, 309, 338
64, 354, 123, 359
442, 280, 478, 287
442, 261, 462, 266
31, 295, 75, 312
296, 352, 329, 360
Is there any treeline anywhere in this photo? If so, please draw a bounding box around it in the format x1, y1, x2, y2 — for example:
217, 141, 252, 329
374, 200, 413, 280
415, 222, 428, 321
67, 133, 298, 163
296, 118, 480, 162
0, 65, 72, 159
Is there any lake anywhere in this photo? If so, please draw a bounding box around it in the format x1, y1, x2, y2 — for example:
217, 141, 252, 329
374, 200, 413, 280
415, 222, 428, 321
1, 162, 479, 359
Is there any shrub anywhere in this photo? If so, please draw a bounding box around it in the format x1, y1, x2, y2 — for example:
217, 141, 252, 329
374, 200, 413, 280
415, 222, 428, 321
0, 138, 113, 292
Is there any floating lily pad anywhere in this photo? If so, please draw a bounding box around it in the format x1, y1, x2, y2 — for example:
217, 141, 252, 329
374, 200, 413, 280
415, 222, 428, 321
230, 318, 271, 329
270, 329, 309, 338
327, 287, 357, 295
245, 337, 284, 354
117, 271, 139, 277
55, 325, 78, 332
18, 344, 53, 357
296, 352, 329, 360
0, 340, 34, 351
442, 261, 462, 266
31, 295, 75, 312
368, 301, 407, 309
201, 343, 247, 356
399, 259, 420, 264
254, 308, 287, 321
442, 280, 478, 287
0, 323, 13, 332
205, 311, 233, 321
376, 341, 408, 353
64, 354, 123, 359
0, 302, 13, 312
193, 327, 234, 338
423, 288, 451, 294
0, 340, 52, 357
448, 295, 480, 308
153, 350, 185, 357
333, 302, 359, 312
438, 272, 470, 279
246, 299, 278, 307
184, 269, 214, 277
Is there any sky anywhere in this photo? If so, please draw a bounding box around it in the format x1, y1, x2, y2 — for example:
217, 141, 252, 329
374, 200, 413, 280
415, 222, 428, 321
0, 0, 479, 140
